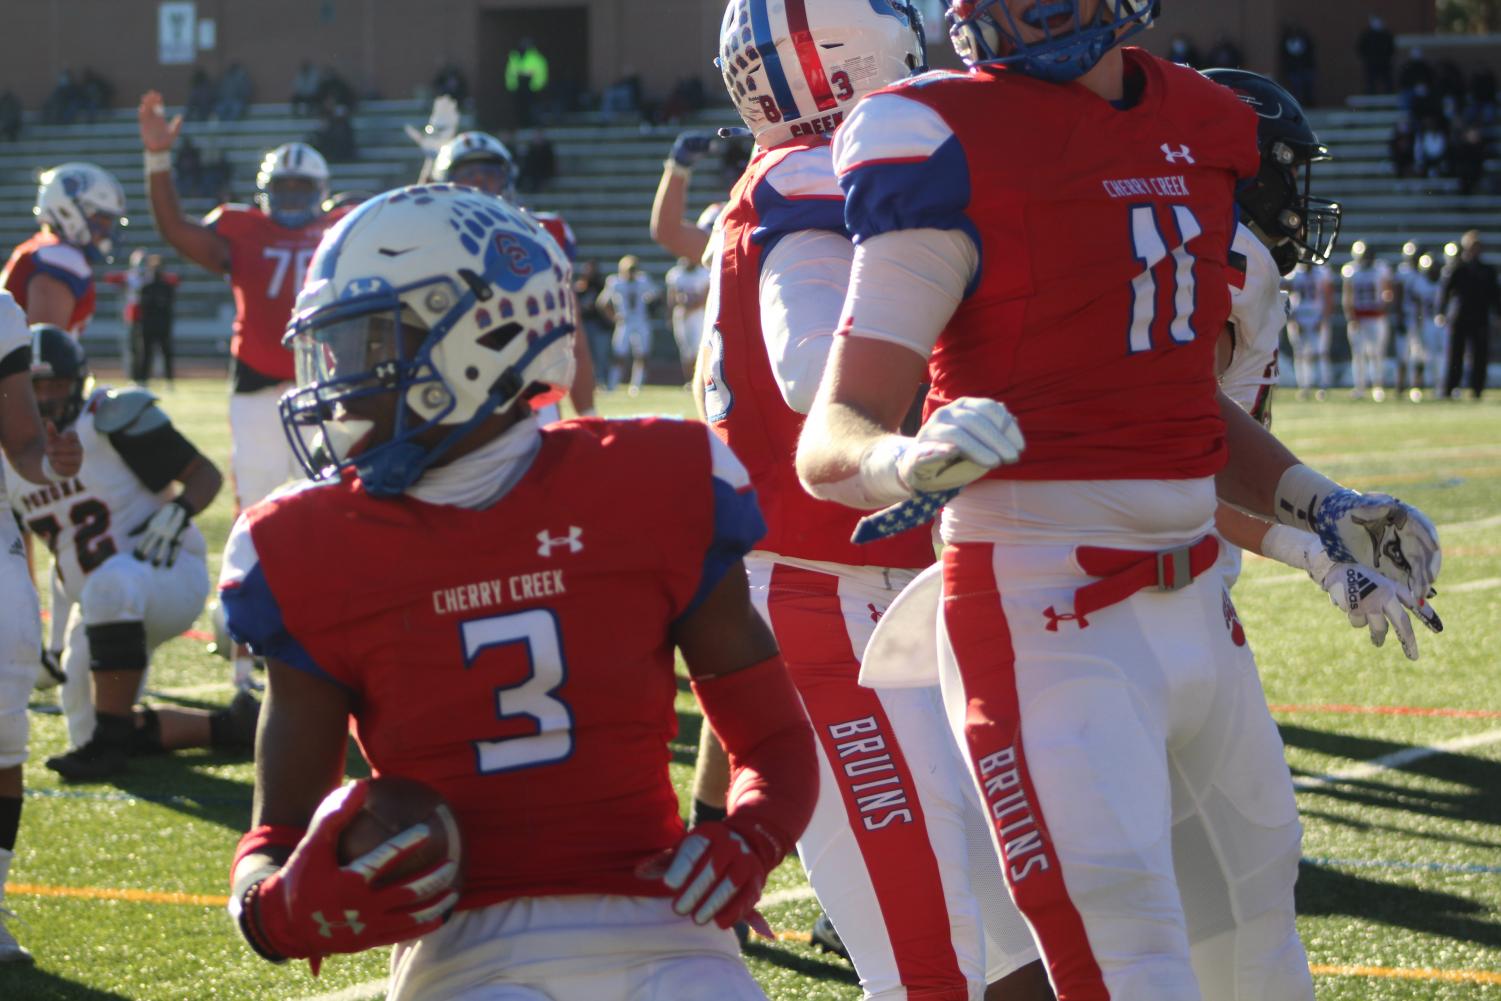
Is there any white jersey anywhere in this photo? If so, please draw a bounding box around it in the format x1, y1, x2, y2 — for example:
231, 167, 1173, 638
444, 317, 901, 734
1220, 225, 1284, 423
1393, 261, 1425, 327
601, 273, 658, 334
1409, 270, 1441, 323
1286, 264, 1332, 325
4, 387, 205, 602
1344, 261, 1391, 316
0, 292, 33, 509
665, 264, 710, 314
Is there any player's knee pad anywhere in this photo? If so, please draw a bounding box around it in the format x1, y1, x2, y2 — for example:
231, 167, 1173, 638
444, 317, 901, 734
86, 621, 148, 672
79, 556, 150, 624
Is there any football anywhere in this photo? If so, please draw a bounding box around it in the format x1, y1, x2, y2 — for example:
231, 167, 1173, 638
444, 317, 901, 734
333, 776, 464, 890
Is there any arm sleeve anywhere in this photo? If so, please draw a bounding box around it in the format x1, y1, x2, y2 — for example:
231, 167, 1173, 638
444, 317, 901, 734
679, 428, 766, 622
758, 229, 854, 414
839, 228, 976, 359
219, 516, 345, 690
108, 420, 201, 493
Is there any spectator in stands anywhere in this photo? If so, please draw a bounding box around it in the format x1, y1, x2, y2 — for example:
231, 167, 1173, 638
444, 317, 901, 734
1415, 115, 1451, 177
309, 102, 357, 162
659, 77, 707, 124
600, 67, 642, 120
80, 70, 113, 124
43, 69, 83, 126
204, 144, 235, 203
174, 134, 204, 198
291, 60, 321, 116
1205, 36, 1242, 69
0, 91, 20, 142
1390, 118, 1416, 178
433, 61, 468, 106
215, 63, 252, 121
1451, 123, 1490, 195
1439, 230, 1500, 399
1398, 48, 1435, 116
1470, 67, 1497, 124
517, 129, 557, 193
316, 65, 357, 113
186, 68, 216, 121
1167, 34, 1200, 69
134, 254, 180, 387
1280, 24, 1317, 106
1437, 60, 1468, 121
1357, 15, 1396, 94
506, 38, 549, 127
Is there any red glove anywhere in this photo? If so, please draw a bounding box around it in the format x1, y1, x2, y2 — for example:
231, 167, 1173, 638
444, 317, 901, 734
657, 819, 780, 929
238, 783, 460, 969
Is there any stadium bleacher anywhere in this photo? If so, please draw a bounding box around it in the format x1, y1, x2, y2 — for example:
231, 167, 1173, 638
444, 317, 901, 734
0, 93, 1494, 368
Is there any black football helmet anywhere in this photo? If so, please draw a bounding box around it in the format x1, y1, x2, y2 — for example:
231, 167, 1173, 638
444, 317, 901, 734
1202, 68, 1342, 275
29, 324, 88, 428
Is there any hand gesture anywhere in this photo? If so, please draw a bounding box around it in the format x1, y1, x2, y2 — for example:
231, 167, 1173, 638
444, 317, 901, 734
1317, 561, 1443, 661
44, 421, 82, 480
1313, 489, 1441, 600
138, 91, 182, 153
404, 95, 460, 157
670, 131, 714, 168
643, 820, 777, 930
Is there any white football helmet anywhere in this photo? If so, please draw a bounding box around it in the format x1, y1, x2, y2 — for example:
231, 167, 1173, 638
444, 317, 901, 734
256, 142, 331, 228
280, 184, 576, 496
719, 0, 927, 149
34, 162, 127, 259
431, 132, 517, 202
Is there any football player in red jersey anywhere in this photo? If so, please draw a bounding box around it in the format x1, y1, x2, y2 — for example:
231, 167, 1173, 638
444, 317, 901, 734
220, 185, 816, 997
796, 4, 1439, 999
0, 292, 84, 964
2, 162, 126, 334
428, 130, 597, 421
704, 2, 1048, 997
137, 91, 346, 516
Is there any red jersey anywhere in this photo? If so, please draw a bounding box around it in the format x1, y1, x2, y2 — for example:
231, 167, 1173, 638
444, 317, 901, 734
205, 204, 347, 381
708, 139, 933, 568
1, 231, 96, 334
530, 211, 576, 263
836, 51, 1259, 481
219, 418, 766, 910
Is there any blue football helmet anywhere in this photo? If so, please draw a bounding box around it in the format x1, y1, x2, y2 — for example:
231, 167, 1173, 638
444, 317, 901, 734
947, 0, 1158, 83
280, 184, 576, 497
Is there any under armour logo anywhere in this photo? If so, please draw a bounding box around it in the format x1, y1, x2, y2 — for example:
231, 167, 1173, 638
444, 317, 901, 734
536, 526, 584, 557
1221, 589, 1246, 647
312, 910, 366, 938
1161, 143, 1195, 164
1042, 606, 1089, 631
7, 537, 20, 557
868, 603, 883, 624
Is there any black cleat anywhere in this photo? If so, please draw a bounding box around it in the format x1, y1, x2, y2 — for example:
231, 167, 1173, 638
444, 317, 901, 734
45, 737, 129, 781
811, 911, 850, 962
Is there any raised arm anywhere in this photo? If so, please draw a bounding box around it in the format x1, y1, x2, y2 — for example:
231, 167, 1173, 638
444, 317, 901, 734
137, 91, 231, 275
649, 132, 713, 262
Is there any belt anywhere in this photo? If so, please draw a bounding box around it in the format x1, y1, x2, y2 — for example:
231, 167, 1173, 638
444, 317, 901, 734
1043, 535, 1221, 631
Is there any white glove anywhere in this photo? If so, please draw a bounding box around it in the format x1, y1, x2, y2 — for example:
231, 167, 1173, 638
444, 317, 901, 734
131, 499, 191, 568
1274, 465, 1442, 599
897, 397, 1025, 494
404, 95, 460, 157
1319, 562, 1429, 661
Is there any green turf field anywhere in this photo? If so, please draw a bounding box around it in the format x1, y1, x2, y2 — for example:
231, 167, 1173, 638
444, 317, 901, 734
2, 380, 1498, 1000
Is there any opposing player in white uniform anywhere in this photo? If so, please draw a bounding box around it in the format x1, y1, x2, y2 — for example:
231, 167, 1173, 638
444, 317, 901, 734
0, 294, 83, 963
708, 2, 1047, 997
7, 327, 255, 781
1284, 262, 1335, 399
1413, 252, 1449, 397
665, 256, 711, 382
602, 255, 660, 395
1391, 242, 1431, 400
1342, 241, 1393, 399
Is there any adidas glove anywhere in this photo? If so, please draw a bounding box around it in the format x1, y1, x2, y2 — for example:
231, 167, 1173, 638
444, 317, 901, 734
131, 498, 192, 568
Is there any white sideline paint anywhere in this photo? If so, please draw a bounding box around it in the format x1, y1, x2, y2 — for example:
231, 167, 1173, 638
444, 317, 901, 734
1294, 727, 1501, 791
1446, 577, 1501, 594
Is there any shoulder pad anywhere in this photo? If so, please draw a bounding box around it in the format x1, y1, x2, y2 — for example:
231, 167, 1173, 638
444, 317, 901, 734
94, 387, 168, 436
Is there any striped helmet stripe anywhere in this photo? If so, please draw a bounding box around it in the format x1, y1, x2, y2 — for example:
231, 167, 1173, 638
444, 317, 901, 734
749, 0, 801, 124
785, 0, 837, 112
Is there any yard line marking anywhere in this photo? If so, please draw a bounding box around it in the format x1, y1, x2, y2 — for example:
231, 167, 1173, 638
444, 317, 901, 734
293, 981, 388, 1001
9, 883, 226, 907
1269, 703, 1501, 719
1439, 512, 1501, 533
1294, 727, 1501, 791
1306, 856, 1501, 876
23, 787, 249, 806
145, 682, 237, 698
1447, 576, 1501, 593
1309, 963, 1501, 986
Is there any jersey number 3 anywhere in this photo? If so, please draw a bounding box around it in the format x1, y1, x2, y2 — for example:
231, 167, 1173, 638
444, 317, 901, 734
461, 609, 574, 773
1127, 204, 1203, 354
